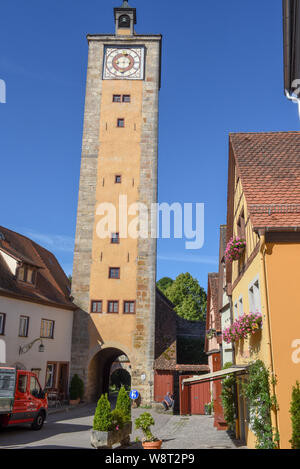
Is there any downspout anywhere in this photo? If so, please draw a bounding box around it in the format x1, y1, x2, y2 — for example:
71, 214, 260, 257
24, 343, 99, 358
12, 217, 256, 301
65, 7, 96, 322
259, 231, 280, 446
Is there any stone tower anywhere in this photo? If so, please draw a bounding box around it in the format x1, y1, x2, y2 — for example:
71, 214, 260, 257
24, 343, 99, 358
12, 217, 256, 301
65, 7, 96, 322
71, 1, 162, 404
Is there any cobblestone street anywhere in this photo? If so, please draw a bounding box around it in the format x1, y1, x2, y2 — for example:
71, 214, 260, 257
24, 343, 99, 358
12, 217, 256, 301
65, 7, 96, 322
0, 404, 246, 450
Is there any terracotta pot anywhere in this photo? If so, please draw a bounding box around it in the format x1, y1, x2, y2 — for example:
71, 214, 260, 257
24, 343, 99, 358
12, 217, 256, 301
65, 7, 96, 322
69, 398, 80, 405
142, 440, 162, 449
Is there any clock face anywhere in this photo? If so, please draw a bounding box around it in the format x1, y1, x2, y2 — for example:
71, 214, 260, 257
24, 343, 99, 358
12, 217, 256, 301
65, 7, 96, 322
103, 47, 144, 80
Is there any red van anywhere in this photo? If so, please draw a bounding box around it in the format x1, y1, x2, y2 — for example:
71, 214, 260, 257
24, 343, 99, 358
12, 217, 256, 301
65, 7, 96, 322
0, 367, 48, 430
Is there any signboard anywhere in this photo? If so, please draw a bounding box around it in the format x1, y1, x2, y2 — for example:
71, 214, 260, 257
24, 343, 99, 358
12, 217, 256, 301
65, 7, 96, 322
129, 389, 139, 400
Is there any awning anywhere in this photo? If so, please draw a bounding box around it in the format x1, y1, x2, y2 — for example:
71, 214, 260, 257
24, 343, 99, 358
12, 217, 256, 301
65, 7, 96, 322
182, 366, 248, 387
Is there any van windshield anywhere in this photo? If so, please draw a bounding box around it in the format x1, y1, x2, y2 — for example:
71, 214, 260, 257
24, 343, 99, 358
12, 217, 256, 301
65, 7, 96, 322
0, 368, 16, 398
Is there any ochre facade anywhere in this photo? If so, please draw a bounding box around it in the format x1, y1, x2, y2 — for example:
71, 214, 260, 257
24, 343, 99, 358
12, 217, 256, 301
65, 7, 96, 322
71, 3, 162, 405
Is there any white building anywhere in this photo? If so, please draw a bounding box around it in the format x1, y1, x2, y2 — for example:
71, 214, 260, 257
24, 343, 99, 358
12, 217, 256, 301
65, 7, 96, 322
0, 226, 76, 398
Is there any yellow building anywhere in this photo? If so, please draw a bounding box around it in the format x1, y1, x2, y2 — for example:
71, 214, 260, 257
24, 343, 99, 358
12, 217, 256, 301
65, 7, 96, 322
226, 131, 300, 449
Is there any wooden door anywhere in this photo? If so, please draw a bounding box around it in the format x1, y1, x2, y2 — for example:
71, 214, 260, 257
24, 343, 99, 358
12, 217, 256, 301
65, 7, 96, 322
179, 375, 192, 415
189, 381, 211, 415
58, 363, 69, 398
154, 371, 174, 402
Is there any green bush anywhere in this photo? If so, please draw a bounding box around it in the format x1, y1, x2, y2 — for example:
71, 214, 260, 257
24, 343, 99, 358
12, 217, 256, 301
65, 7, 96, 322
135, 412, 156, 442
111, 409, 126, 431
221, 362, 236, 431
93, 394, 112, 431
69, 374, 84, 400
290, 381, 300, 449
115, 386, 131, 423
243, 360, 279, 449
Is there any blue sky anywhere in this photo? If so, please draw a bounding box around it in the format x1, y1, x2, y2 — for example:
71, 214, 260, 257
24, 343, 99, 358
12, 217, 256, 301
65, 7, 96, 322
0, 0, 299, 290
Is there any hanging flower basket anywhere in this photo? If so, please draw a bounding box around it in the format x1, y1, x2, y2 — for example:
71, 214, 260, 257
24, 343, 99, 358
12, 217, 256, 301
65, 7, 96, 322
222, 312, 262, 344
224, 237, 246, 263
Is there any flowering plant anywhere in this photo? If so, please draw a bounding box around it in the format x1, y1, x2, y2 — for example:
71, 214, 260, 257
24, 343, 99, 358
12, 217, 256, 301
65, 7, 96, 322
206, 328, 217, 340
222, 312, 262, 344
224, 237, 246, 263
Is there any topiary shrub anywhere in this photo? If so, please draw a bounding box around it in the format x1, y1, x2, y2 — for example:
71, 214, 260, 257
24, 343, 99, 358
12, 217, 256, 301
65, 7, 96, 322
115, 386, 131, 423
93, 394, 112, 432
290, 381, 300, 449
111, 409, 126, 431
69, 374, 84, 400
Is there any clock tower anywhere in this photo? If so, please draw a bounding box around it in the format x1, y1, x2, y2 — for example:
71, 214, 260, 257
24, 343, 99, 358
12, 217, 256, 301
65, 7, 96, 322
71, 1, 162, 404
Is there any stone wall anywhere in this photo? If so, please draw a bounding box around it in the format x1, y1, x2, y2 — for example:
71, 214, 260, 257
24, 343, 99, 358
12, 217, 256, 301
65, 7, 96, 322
71, 40, 104, 385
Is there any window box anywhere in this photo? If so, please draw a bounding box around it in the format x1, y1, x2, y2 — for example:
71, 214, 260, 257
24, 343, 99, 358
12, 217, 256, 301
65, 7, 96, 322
222, 312, 262, 344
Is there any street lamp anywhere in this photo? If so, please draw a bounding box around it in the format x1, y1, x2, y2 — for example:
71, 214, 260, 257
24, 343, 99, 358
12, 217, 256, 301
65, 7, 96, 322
19, 338, 45, 355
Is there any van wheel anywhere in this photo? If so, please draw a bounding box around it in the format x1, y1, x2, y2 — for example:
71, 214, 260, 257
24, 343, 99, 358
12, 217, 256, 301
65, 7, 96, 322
31, 412, 45, 430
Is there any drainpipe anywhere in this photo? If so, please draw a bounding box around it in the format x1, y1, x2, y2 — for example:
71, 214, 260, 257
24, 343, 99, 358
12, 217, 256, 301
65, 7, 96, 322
259, 231, 279, 446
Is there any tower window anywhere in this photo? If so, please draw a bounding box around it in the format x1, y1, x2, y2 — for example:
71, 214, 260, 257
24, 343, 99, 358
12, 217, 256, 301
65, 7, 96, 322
111, 233, 120, 244
109, 267, 120, 279
118, 14, 130, 28
115, 175, 122, 184
108, 301, 119, 314
113, 95, 121, 103
122, 95, 131, 103
124, 301, 136, 314
117, 118, 125, 128
91, 301, 103, 313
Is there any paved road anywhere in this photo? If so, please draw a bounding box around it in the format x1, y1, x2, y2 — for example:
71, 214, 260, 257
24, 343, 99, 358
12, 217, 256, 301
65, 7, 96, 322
0, 405, 246, 450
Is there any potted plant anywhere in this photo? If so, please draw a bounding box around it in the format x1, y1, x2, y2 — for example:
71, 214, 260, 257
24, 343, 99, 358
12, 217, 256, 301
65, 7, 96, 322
135, 412, 162, 449
204, 403, 212, 415
69, 374, 84, 405
91, 390, 132, 449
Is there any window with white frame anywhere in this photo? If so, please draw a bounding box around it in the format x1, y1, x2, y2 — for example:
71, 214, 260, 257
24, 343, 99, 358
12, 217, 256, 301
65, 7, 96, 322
45, 363, 56, 388
0, 313, 5, 335
234, 302, 238, 319
249, 277, 261, 313
239, 297, 244, 316
19, 316, 29, 337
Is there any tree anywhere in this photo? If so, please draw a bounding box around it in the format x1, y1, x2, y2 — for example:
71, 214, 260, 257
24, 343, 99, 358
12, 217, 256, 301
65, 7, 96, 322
157, 277, 173, 294
163, 273, 206, 321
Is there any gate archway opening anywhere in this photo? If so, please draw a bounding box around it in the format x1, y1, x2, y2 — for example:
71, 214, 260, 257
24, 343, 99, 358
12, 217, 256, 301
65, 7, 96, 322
87, 347, 131, 403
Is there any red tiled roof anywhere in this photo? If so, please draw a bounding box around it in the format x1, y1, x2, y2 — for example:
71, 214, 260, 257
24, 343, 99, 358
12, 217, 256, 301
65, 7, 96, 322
0, 226, 76, 310
230, 131, 300, 229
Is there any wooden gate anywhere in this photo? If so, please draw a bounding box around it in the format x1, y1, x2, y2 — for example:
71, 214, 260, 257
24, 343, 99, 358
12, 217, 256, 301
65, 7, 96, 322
189, 380, 211, 415
154, 371, 174, 402
179, 375, 211, 415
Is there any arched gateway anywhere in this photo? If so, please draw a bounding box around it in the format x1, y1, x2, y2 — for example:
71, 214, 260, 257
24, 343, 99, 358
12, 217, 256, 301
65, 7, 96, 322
70, 2, 162, 405
87, 347, 131, 401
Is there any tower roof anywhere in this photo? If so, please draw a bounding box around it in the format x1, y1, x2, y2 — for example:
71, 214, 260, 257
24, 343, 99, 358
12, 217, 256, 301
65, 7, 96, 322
114, 0, 137, 25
